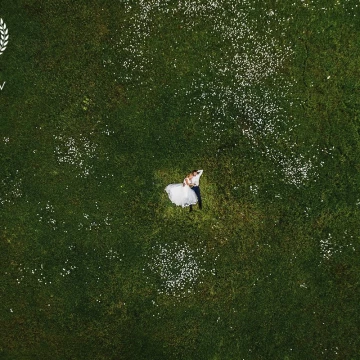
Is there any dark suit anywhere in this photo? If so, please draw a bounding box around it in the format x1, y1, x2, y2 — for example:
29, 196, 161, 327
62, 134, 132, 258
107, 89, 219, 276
190, 185, 202, 210
189, 170, 203, 212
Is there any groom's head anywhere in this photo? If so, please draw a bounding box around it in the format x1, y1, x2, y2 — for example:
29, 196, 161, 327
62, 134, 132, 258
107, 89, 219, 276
192, 170, 198, 176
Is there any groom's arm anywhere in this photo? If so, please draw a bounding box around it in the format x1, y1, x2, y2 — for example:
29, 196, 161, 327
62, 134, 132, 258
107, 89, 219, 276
197, 170, 203, 178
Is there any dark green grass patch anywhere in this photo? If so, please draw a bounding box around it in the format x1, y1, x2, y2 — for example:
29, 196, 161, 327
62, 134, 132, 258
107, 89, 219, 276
1, 1, 360, 359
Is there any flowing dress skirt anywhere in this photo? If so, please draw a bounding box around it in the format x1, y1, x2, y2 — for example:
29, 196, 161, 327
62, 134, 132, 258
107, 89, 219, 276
165, 183, 198, 208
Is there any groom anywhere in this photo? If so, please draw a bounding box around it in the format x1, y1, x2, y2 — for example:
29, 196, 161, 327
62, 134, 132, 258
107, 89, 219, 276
189, 169, 203, 212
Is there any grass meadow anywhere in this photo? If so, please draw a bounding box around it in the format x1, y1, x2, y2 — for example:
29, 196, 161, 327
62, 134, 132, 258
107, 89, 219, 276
1, 0, 360, 359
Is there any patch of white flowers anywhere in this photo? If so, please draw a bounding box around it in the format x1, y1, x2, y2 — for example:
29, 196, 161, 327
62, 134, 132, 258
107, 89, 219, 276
105, 248, 123, 261
104, 0, 336, 187
249, 184, 259, 195
11, 263, 49, 285
78, 211, 112, 232
145, 241, 216, 297
296, 0, 358, 15
7, 246, 124, 287
320, 232, 356, 261
60, 259, 78, 277
0, 170, 22, 205
54, 135, 98, 177
36, 201, 58, 230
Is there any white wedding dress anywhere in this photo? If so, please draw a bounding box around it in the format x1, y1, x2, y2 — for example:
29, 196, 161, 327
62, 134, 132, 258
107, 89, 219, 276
165, 178, 198, 207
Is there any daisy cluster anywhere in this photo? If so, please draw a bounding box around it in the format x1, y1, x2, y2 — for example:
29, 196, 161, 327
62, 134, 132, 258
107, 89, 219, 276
105, 248, 123, 261
260, 144, 321, 187
121, 0, 222, 21
249, 184, 259, 195
320, 345, 340, 357
181, 6, 316, 187
101, 123, 114, 136
294, 0, 358, 14
78, 211, 112, 231
196, 78, 294, 144
6, 246, 123, 287
104, 0, 226, 84
59, 258, 78, 277
53, 135, 98, 177
320, 232, 356, 262
0, 170, 22, 205
36, 201, 58, 230
35, 200, 112, 233
104, 1, 340, 188
10, 263, 49, 285
4, 246, 125, 312
145, 241, 216, 297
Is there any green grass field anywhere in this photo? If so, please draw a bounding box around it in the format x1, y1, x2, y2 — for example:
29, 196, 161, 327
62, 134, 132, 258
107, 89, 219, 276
1, 1, 360, 359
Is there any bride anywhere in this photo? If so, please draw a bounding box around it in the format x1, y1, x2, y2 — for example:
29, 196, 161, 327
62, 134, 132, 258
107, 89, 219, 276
165, 173, 198, 208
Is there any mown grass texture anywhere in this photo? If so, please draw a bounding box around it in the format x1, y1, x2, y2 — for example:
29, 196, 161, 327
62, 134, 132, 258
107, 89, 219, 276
1, 0, 360, 359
